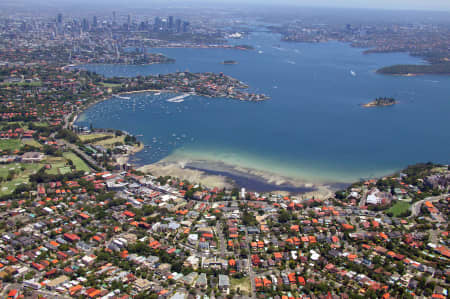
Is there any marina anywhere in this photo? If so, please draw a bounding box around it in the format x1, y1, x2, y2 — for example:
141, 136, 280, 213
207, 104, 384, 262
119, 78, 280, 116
166, 93, 192, 103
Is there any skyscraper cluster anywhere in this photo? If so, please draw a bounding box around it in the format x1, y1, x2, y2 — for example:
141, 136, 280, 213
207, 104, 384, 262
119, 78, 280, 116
54, 13, 191, 34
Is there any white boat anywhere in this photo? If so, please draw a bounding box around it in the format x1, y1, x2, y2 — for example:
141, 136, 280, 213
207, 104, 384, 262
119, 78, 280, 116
350, 70, 356, 77
154, 92, 161, 96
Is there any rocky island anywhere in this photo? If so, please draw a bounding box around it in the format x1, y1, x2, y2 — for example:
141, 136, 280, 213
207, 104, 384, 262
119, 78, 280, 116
362, 97, 397, 107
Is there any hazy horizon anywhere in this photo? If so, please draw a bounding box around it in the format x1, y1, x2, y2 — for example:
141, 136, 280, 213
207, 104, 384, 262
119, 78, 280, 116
1, 0, 450, 12
211, 0, 450, 11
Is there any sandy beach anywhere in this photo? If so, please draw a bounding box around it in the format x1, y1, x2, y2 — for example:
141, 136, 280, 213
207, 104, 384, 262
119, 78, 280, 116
137, 155, 340, 198
138, 161, 234, 189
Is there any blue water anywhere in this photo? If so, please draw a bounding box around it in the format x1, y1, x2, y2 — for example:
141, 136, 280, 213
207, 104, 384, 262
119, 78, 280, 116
77, 31, 450, 183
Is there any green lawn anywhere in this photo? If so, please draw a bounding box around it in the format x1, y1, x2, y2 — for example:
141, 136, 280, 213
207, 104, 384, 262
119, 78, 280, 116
0, 163, 41, 178
0, 139, 22, 151
59, 166, 72, 175
0, 121, 24, 130
1, 81, 42, 87
63, 151, 90, 172
0, 179, 27, 196
79, 133, 113, 143
230, 277, 251, 296
387, 201, 411, 217
100, 82, 121, 88
0, 164, 18, 178
44, 154, 90, 175
0, 163, 43, 196
0, 121, 49, 131
44, 157, 67, 175
31, 121, 50, 128
22, 139, 42, 148
94, 135, 125, 148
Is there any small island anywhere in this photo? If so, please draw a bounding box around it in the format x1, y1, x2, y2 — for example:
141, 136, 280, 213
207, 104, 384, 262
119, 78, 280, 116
362, 97, 397, 108
222, 60, 238, 65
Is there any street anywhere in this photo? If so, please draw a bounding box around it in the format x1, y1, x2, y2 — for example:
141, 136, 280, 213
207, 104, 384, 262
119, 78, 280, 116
410, 194, 448, 217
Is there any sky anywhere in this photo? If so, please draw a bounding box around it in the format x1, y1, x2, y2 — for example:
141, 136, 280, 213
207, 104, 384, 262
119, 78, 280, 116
3, 0, 450, 12
218, 0, 450, 11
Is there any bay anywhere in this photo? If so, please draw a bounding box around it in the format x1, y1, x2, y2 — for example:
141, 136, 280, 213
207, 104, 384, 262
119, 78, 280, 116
77, 31, 450, 185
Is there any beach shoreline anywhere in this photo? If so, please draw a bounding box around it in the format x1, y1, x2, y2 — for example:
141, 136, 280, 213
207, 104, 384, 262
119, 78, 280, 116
137, 156, 345, 197
69, 95, 112, 128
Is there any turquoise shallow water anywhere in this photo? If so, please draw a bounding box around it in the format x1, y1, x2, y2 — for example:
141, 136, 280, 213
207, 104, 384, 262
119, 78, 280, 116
77, 31, 450, 184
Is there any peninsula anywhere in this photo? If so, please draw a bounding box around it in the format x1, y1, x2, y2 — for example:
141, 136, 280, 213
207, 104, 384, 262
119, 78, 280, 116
105, 71, 270, 102
376, 62, 450, 76
362, 97, 397, 108
87, 52, 175, 65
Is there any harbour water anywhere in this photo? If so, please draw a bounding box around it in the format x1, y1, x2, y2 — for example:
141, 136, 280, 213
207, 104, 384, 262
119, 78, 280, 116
77, 31, 450, 186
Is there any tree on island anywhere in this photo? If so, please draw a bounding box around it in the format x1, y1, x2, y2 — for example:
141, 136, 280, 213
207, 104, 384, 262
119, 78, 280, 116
373, 97, 396, 105
363, 97, 397, 107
